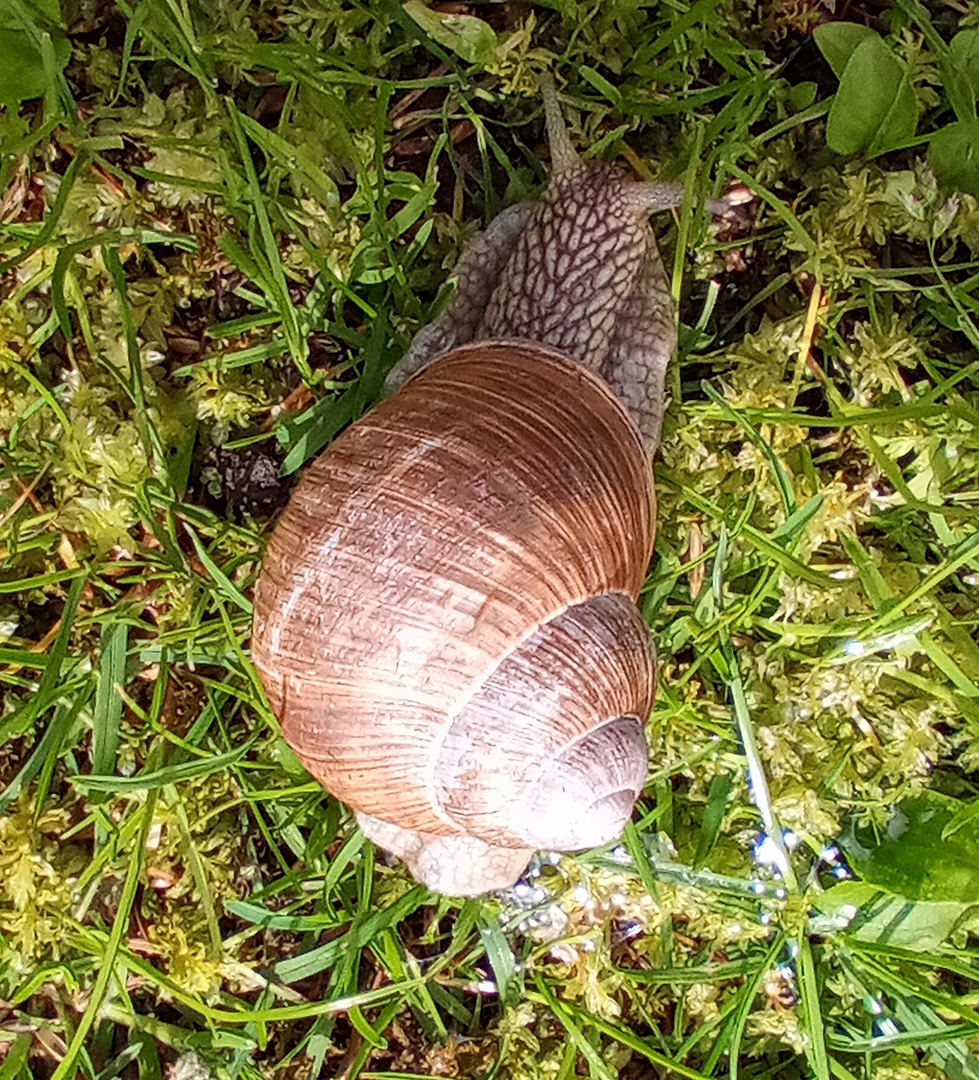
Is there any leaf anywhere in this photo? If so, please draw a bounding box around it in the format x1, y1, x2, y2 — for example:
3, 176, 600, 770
0, 1034, 31, 1080
402, 1, 497, 65
942, 795, 979, 839
813, 22, 878, 79
693, 771, 733, 869
580, 65, 623, 109
928, 120, 979, 197
0, 0, 63, 29
479, 916, 522, 1008
825, 35, 918, 158
0, 28, 67, 105
891, 995, 979, 1080
71, 744, 251, 791
91, 622, 127, 781
271, 888, 428, 984
183, 522, 253, 615
840, 793, 979, 903
817, 881, 969, 951
788, 81, 817, 111
946, 30, 979, 122
0, 0, 70, 107
278, 385, 359, 475
796, 936, 830, 1080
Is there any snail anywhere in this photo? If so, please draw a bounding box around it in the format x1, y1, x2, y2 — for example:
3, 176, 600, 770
252, 77, 714, 896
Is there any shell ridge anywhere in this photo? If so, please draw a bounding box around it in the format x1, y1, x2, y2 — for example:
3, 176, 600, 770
426, 587, 641, 837
254, 341, 657, 845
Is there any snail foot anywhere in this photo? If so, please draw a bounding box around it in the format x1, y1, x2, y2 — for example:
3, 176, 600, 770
355, 811, 534, 898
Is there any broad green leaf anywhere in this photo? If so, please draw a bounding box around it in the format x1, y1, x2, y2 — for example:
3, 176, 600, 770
0, 0, 70, 107
818, 881, 969, 951
946, 30, 979, 122
825, 35, 917, 157
0, 27, 69, 105
813, 22, 878, 79
840, 793, 979, 903
402, 1, 497, 65
928, 120, 979, 196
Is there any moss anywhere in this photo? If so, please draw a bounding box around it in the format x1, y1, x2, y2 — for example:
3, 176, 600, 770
3, 1, 979, 1075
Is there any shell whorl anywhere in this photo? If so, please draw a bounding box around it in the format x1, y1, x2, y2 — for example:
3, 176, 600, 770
251, 343, 656, 857
435, 591, 655, 850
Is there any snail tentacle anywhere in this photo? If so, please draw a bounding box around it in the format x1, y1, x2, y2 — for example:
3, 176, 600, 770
538, 72, 579, 175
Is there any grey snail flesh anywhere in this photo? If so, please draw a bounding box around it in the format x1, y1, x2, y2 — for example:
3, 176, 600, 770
384, 74, 691, 450
252, 77, 688, 896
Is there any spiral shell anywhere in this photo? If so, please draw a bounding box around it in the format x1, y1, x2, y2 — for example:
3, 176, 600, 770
252, 341, 656, 893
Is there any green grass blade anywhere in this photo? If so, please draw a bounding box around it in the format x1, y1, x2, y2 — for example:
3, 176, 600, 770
50, 793, 156, 1080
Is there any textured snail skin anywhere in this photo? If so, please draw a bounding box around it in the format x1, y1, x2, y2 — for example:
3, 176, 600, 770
252, 78, 688, 896
384, 78, 689, 449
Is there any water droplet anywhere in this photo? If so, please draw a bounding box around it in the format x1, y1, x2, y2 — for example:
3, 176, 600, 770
611, 920, 642, 944
754, 834, 789, 873
864, 995, 883, 1015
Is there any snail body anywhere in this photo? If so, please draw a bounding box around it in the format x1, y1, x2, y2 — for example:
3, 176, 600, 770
253, 79, 692, 896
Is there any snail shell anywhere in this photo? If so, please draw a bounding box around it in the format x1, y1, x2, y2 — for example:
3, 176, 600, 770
253, 342, 656, 894
252, 77, 694, 896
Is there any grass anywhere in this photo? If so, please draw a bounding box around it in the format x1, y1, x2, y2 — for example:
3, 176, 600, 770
2, 0, 979, 1078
